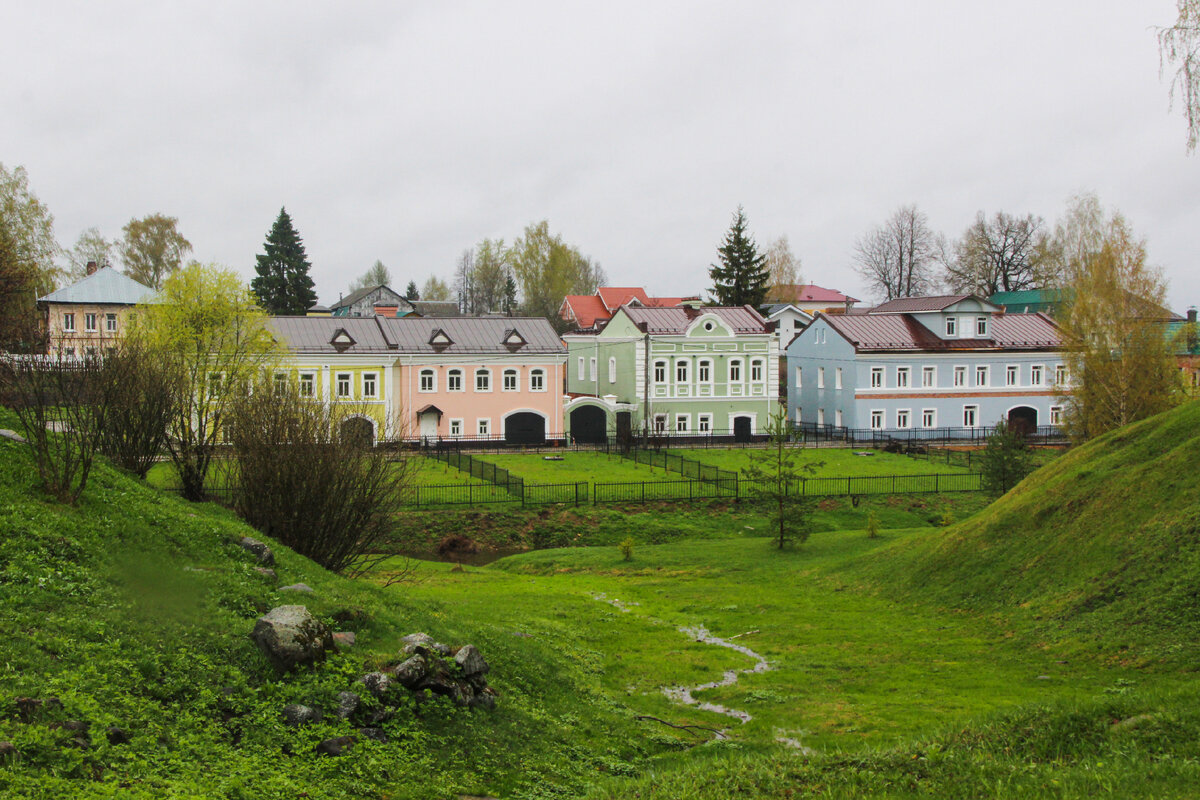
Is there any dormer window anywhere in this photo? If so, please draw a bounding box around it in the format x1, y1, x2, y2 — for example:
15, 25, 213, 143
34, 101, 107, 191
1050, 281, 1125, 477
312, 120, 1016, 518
330, 328, 355, 352
502, 329, 526, 351
945, 317, 957, 337
428, 328, 453, 351
976, 316, 988, 336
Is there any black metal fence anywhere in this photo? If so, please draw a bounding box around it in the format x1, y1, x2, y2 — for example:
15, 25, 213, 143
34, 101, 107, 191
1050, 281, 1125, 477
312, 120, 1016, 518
792, 422, 1067, 447
619, 446, 739, 485
427, 448, 523, 498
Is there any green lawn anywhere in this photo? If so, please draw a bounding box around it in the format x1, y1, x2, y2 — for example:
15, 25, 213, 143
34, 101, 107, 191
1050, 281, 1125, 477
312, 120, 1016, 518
481, 450, 673, 484
668, 446, 975, 477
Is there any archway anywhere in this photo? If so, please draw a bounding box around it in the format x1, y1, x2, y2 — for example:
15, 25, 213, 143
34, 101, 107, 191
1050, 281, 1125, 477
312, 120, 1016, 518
505, 412, 546, 445
340, 416, 375, 448
570, 405, 608, 444
733, 415, 753, 442
1007, 406, 1037, 436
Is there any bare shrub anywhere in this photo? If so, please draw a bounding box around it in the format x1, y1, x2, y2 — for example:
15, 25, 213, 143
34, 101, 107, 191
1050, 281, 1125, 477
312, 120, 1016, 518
96, 337, 177, 478
0, 352, 108, 503
226, 376, 412, 575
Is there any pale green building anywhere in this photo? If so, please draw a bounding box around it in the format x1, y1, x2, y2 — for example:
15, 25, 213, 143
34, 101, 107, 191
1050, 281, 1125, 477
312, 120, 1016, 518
562, 305, 778, 442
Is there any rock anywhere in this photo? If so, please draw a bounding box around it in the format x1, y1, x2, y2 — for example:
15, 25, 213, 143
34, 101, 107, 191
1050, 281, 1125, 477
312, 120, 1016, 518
1111, 713, 1157, 733
250, 605, 334, 671
332, 631, 356, 648
357, 727, 389, 743
400, 632, 436, 655
334, 691, 360, 719
468, 689, 496, 711
0, 741, 17, 758
254, 567, 277, 581
363, 707, 395, 725
0, 429, 27, 444
279, 583, 314, 594
359, 672, 392, 698
450, 564, 464, 573
281, 704, 322, 727
314, 735, 356, 757
454, 645, 489, 678
392, 654, 429, 689
59, 720, 90, 733
432, 641, 453, 656
238, 536, 275, 566
106, 727, 131, 745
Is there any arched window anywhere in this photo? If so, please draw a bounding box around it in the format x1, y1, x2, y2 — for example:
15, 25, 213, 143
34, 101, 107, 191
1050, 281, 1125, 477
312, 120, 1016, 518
474, 368, 491, 392
653, 360, 667, 383
419, 369, 436, 392
750, 359, 764, 383
675, 360, 689, 383
608, 357, 617, 383
502, 368, 518, 391
728, 359, 742, 382
530, 368, 546, 392
447, 369, 463, 392
698, 359, 712, 383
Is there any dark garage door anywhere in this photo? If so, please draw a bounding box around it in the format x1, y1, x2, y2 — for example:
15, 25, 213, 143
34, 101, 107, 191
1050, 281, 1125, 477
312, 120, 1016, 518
505, 412, 546, 445
570, 405, 608, 444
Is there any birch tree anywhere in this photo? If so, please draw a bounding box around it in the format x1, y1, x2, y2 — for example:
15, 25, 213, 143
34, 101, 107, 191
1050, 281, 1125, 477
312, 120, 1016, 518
853, 205, 939, 301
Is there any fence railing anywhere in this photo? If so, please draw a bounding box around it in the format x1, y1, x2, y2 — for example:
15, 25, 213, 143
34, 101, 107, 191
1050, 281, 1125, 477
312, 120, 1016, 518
619, 445, 740, 486
427, 449, 524, 498
792, 422, 1067, 448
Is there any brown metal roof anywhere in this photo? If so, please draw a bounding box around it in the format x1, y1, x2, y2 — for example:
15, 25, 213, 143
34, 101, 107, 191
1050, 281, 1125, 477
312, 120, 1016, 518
824, 311, 1060, 351
268, 315, 565, 355
621, 305, 769, 335
869, 295, 976, 313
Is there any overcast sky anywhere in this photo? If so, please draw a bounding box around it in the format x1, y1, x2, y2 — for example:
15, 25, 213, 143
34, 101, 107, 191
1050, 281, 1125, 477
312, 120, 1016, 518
4, 1, 1197, 310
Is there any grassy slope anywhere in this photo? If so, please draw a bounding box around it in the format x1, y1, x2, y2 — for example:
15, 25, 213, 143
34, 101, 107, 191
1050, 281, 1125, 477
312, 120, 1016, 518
668, 447, 975, 477
0, 419, 653, 799
851, 400, 1200, 667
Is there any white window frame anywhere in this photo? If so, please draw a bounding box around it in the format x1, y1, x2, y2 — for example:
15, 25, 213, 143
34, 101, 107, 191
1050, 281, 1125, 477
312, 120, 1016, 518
447, 369, 463, 392
795, 366, 802, 388
577, 357, 585, 380
654, 413, 667, 433
502, 368, 518, 392
817, 408, 825, 425
1030, 364, 1044, 386
475, 368, 492, 392
896, 409, 911, 429
835, 409, 843, 427
654, 360, 667, 384
870, 409, 884, 430
896, 367, 910, 388
449, 418, 463, 437
589, 356, 597, 382
105, 313, 118, 333
954, 365, 967, 387
273, 372, 289, 396
299, 373, 315, 397
419, 369, 436, 393
963, 405, 979, 428
208, 372, 224, 399
1005, 365, 1019, 387
728, 359, 742, 382
477, 418, 490, 436
698, 413, 712, 432
675, 359, 689, 384
336, 372, 352, 398
529, 368, 546, 392
750, 359, 764, 383
85, 312, 97, 332
975, 365, 989, 387
976, 316, 988, 336
362, 372, 378, 399
817, 366, 825, 389
63, 312, 75, 332
835, 367, 843, 389
922, 408, 936, 428
1055, 364, 1068, 386
921, 366, 935, 388
675, 413, 690, 433
698, 358, 712, 384
945, 316, 957, 337
870, 367, 884, 388
608, 357, 617, 383
1049, 405, 1063, 425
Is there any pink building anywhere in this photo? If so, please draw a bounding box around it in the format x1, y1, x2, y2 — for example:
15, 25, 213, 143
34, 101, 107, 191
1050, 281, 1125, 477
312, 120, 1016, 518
269, 315, 567, 444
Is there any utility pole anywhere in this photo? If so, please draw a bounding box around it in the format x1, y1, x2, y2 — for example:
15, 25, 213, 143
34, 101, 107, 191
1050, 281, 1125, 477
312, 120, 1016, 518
642, 328, 650, 445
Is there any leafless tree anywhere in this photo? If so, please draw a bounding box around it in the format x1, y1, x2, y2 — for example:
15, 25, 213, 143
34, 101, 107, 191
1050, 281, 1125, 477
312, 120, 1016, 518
0, 352, 109, 503
763, 235, 802, 303
941, 211, 1048, 296
95, 337, 177, 478
226, 378, 413, 576
853, 205, 940, 301
1159, 0, 1200, 153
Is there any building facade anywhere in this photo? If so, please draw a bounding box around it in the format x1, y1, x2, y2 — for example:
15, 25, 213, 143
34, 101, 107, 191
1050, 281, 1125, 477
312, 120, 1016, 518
37, 264, 156, 356
787, 295, 1065, 435
562, 305, 778, 441
268, 315, 567, 444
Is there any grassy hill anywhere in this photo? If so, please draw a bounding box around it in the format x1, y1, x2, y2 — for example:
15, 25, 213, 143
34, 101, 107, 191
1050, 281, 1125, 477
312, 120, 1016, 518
852, 399, 1200, 667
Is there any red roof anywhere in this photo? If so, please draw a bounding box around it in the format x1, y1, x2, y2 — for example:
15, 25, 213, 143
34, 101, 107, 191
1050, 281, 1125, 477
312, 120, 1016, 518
823, 312, 1060, 351
562, 287, 695, 330
780, 284, 859, 304
598, 287, 651, 311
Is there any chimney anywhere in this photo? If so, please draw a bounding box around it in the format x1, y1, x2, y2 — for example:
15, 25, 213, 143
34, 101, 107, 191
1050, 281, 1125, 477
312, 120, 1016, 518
373, 302, 399, 318
1188, 306, 1197, 324
86, 260, 98, 276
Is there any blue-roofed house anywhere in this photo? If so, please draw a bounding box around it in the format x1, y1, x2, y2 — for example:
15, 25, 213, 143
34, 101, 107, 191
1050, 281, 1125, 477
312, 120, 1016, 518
37, 263, 157, 356
787, 295, 1067, 436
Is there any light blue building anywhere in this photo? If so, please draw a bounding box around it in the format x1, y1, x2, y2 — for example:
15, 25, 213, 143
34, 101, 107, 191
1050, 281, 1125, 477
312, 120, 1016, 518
786, 295, 1065, 435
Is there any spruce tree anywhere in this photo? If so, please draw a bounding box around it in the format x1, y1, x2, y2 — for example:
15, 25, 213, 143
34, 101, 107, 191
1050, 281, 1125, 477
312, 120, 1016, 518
405, 280, 419, 300
251, 208, 318, 315
709, 206, 770, 306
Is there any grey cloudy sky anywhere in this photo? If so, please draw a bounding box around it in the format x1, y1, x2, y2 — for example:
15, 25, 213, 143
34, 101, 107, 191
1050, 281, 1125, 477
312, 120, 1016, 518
5, 1, 1197, 309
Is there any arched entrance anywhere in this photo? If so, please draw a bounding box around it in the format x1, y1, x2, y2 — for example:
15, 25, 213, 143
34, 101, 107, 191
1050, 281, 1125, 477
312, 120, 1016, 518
1007, 406, 1038, 436
505, 412, 546, 445
340, 416, 375, 448
733, 415, 753, 443
570, 405, 608, 444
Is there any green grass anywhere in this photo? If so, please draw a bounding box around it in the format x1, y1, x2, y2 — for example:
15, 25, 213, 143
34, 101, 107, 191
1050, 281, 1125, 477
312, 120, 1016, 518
482, 450, 675, 484
668, 446, 975, 477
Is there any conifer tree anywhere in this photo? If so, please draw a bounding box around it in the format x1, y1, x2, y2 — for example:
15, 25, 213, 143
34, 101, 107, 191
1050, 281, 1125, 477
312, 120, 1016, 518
709, 206, 769, 306
405, 280, 419, 300
251, 208, 317, 315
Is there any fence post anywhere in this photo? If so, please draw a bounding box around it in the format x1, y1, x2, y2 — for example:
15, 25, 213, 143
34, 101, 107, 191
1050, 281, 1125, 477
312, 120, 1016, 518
641, 481, 646, 504
935, 473, 939, 493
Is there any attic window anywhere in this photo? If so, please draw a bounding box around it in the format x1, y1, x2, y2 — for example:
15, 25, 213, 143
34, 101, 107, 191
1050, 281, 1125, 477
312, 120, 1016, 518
703, 321, 715, 332
428, 328, 453, 351
329, 328, 355, 352
502, 328, 527, 351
